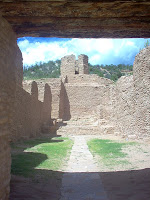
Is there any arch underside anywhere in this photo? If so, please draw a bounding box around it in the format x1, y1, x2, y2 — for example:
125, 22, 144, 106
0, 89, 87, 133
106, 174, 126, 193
1, 0, 150, 38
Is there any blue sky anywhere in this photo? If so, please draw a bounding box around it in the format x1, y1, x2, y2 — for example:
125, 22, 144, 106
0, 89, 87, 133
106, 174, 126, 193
17, 37, 148, 66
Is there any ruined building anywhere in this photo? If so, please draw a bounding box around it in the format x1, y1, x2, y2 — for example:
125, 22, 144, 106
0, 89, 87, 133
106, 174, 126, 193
61, 54, 89, 76
0, 1, 150, 199
22, 53, 150, 140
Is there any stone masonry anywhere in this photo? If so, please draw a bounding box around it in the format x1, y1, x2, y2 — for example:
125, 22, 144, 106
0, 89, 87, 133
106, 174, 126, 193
0, 16, 54, 199
61, 55, 76, 76
2, 1, 150, 38
78, 54, 89, 74
0, 14, 150, 199
22, 52, 150, 139
61, 54, 89, 76
0, 16, 22, 200
133, 47, 150, 138
60, 52, 149, 139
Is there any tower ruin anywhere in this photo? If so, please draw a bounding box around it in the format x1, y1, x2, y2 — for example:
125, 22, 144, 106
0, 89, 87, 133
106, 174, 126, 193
61, 54, 89, 76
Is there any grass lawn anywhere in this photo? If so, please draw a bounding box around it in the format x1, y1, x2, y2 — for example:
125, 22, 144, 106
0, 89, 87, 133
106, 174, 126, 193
11, 137, 73, 179
87, 139, 136, 169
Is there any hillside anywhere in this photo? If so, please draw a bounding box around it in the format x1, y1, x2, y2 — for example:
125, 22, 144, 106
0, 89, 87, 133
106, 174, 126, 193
23, 60, 61, 79
23, 60, 133, 81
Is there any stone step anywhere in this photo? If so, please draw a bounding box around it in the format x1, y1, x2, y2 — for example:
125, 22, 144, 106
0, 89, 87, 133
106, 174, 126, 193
98, 125, 115, 134
62, 119, 98, 126
57, 124, 115, 135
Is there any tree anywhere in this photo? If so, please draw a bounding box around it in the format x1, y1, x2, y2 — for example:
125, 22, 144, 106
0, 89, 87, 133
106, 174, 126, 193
144, 40, 150, 48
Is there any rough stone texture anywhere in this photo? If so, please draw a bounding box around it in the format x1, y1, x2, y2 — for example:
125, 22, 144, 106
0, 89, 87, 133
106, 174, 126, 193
1, 7, 150, 199
61, 55, 76, 77
61, 54, 89, 76
23, 78, 60, 120
58, 52, 149, 138
133, 47, 150, 138
1, 1, 150, 38
78, 54, 89, 75
0, 16, 21, 200
110, 48, 150, 139
12, 81, 52, 141
65, 74, 113, 85
59, 80, 71, 121
57, 74, 115, 135
111, 76, 137, 137
21, 51, 149, 139
62, 75, 113, 120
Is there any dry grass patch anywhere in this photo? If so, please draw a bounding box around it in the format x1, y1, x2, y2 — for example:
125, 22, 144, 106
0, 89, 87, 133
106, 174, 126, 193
87, 138, 150, 171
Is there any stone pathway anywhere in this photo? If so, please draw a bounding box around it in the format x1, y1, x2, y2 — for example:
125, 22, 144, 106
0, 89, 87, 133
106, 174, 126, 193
60, 136, 108, 200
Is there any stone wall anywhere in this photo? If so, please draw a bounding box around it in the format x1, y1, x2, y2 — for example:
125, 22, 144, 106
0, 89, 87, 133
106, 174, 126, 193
23, 78, 61, 119
0, 9, 150, 200
59, 81, 71, 121
133, 47, 150, 138
111, 76, 137, 137
110, 47, 150, 139
61, 55, 76, 76
59, 50, 150, 139
46, 79, 61, 119
0, 16, 54, 199
66, 74, 113, 85
11, 81, 52, 141
0, 16, 22, 200
78, 54, 89, 74
63, 75, 113, 120
61, 54, 89, 76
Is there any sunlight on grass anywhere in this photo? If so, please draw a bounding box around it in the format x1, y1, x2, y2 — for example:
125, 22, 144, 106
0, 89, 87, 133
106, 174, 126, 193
11, 137, 73, 178
87, 139, 137, 169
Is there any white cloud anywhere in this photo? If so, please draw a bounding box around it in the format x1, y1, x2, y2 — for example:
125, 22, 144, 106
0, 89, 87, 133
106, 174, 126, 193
126, 41, 134, 46
89, 54, 101, 65
66, 38, 113, 55
18, 38, 147, 66
18, 40, 71, 65
18, 39, 29, 50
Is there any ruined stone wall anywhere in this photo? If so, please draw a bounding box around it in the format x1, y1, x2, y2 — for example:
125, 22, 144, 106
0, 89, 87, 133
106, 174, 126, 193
111, 76, 137, 137
61, 55, 75, 76
23, 78, 62, 120
63, 76, 113, 120
59, 81, 71, 120
110, 47, 150, 139
66, 74, 113, 85
0, 16, 22, 200
60, 54, 89, 76
46, 79, 61, 119
133, 47, 150, 138
78, 54, 89, 74
12, 81, 52, 141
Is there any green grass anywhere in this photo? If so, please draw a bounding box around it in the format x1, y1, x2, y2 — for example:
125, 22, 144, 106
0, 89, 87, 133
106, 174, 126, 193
87, 139, 136, 168
11, 137, 73, 178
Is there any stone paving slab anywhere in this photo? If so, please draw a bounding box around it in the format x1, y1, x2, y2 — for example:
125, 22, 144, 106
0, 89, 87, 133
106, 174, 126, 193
60, 136, 108, 200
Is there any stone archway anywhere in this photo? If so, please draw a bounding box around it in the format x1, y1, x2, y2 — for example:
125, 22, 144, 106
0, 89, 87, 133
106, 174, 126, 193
0, 1, 150, 199
1, 1, 150, 38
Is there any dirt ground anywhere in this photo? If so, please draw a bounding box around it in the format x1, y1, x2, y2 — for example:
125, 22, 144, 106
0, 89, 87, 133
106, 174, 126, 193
10, 172, 62, 200
10, 135, 150, 200
88, 135, 150, 200
100, 169, 150, 200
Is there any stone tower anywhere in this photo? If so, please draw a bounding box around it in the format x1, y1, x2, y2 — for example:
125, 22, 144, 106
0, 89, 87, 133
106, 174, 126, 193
60, 54, 89, 76
78, 54, 89, 74
61, 55, 76, 76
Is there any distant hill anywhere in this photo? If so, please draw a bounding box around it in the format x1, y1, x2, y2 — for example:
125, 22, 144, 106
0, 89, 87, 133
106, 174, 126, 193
23, 60, 133, 81
89, 63, 133, 81
23, 60, 61, 80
